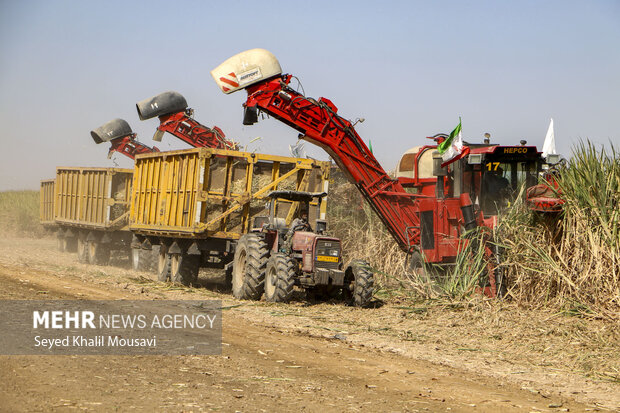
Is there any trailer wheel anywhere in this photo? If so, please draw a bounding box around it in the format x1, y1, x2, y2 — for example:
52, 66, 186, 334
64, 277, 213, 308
77, 237, 88, 263
57, 236, 65, 252
264, 253, 295, 303
132, 247, 159, 272
170, 253, 200, 286
231, 233, 268, 300
87, 241, 110, 265
343, 260, 374, 307
157, 247, 171, 282
64, 237, 78, 253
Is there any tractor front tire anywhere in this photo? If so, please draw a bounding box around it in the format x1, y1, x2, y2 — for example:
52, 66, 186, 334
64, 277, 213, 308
344, 260, 374, 307
265, 253, 295, 303
231, 234, 268, 300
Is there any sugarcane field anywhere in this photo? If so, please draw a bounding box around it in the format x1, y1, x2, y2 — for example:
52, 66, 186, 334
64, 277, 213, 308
1, 2, 618, 412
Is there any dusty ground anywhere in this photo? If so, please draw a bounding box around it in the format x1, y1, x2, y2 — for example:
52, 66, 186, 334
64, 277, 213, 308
0, 236, 617, 412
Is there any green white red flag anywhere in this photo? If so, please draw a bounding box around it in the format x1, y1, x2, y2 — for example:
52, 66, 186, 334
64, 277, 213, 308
437, 119, 470, 167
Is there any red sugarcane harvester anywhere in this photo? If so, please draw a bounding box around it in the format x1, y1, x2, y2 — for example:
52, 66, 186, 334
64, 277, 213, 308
211, 49, 563, 297
136, 91, 239, 150
91, 118, 160, 160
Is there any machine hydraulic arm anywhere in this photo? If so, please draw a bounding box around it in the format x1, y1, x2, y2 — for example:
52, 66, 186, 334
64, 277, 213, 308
239, 76, 421, 252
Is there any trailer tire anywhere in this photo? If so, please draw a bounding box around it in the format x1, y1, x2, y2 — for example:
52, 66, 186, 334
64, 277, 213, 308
132, 247, 159, 272
64, 237, 78, 253
157, 247, 171, 282
265, 253, 295, 303
77, 237, 88, 263
232, 234, 268, 300
57, 236, 65, 252
87, 241, 110, 265
344, 260, 374, 308
170, 253, 200, 286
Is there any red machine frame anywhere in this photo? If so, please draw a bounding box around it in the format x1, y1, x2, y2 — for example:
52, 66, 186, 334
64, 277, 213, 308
154, 108, 238, 150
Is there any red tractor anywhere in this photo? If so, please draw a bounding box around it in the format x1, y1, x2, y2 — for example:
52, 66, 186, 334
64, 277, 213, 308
211, 49, 563, 298
233, 190, 374, 307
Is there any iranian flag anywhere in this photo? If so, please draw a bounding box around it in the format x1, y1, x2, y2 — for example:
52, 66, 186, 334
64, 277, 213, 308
438, 119, 470, 167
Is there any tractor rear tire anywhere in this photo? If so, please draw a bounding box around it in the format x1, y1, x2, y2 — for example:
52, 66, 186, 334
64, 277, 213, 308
157, 247, 171, 282
265, 253, 295, 303
170, 253, 200, 286
343, 260, 374, 308
77, 237, 88, 263
87, 241, 110, 265
231, 233, 268, 300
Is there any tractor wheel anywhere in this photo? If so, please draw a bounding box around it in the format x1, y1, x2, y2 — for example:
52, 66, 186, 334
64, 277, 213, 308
343, 260, 374, 307
264, 253, 295, 303
157, 246, 171, 282
231, 233, 268, 300
77, 237, 88, 263
170, 253, 200, 286
87, 241, 110, 265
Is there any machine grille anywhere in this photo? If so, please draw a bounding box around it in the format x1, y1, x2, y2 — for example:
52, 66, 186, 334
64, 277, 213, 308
315, 239, 341, 270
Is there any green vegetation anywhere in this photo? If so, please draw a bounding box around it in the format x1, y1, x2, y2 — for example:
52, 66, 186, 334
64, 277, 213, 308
328, 139, 619, 316
500, 140, 619, 316
0, 190, 44, 235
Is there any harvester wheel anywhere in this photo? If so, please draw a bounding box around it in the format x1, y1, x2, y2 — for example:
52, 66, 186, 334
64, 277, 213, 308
231, 234, 268, 300
406, 250, 427, 281
343, 260, 374, 307
157, 247, 171, 282
77, 237, 88, 263
484, 244, 507, 299
87, 241, 110, 265
264, 253, 295, 303
170, 253, 200, 286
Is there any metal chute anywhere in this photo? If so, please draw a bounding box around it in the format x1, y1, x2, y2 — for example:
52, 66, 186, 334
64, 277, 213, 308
136, 91, 188, 120
91, 118, 133, 144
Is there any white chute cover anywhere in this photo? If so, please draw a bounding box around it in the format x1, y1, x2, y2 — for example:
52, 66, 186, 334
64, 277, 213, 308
211, 49, 282, 94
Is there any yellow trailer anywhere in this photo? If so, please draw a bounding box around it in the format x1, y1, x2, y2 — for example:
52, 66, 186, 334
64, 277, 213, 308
129, 147, 330, 285
53, 167, 134, 265
39, 179, 55, 226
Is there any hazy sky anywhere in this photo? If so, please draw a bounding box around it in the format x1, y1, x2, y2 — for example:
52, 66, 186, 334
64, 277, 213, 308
1, 0, 618, 190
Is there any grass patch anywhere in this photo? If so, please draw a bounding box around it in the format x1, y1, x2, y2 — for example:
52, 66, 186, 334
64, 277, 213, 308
0, 190, 45, 236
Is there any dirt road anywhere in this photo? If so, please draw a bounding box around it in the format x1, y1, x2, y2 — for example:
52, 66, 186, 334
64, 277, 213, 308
0, 236, 617, 412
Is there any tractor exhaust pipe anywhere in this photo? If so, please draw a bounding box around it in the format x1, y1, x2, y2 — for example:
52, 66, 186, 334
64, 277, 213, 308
91, 118, 133, 144
136, 91, 188, 121
460, 193, 477, 232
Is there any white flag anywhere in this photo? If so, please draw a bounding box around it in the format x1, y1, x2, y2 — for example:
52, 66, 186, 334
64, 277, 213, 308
542, 118, 556, 158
